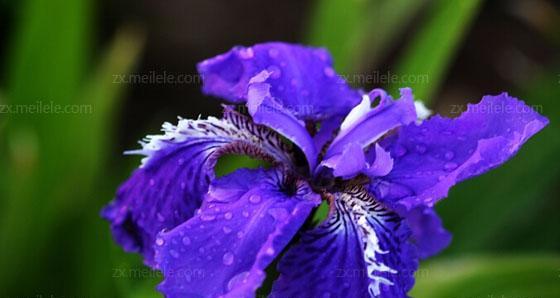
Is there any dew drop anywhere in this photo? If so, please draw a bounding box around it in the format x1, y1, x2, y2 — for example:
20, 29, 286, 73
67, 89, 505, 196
200, 214, 216, 222
224, 212, 233, 220
268, 48, 279, 58
222, 226, 232, 234
227, 271, 250, 290
242, 210, 250, 218
149, 179, 155, 186
169, 249, 180, 258
323, 67, 335, 77
249, 194, 262, 204
198, 247, 205, 254
236, 231, 244, 239
444, 162, 458, 171
239, 47, 254, 59
222, 252, 235, 266
155, 238, 165, 246
444, 151, 455, 160
267, 65, 282, 79
316, 49, 329, 61
182, 236, 191, 246
415, 144, 427, 154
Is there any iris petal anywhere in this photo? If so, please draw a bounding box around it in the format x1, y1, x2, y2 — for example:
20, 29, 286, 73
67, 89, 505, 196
325, 88, 417, 159
271, 185, 417, 298
247, 74, 319, 171
405, 206, 452, 259
372, 93, 549, 210
101, 107, 296, 266
154, 168, 320, 297
198, 42, 361, 121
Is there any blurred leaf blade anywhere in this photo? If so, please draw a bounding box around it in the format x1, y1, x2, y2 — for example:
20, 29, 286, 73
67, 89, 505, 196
306, 0, 425, 74
0, 0, 93, 292
76, 25, 145, 297
412, 255, 560, 298
389, 0, 482, 103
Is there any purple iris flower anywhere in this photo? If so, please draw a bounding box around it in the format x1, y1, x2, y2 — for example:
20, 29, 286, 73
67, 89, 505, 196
102, 42, 548, 297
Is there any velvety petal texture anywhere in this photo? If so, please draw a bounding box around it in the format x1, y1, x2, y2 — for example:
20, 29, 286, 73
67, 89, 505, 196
272, 185, 417, 298
155, 168, 320, 298
372, 93, 548, 210
101, 108, 296, 266
198, 42, 361, 121
404, 207, 451, 259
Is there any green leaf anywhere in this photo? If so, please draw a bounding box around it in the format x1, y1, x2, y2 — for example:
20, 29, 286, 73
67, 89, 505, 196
389, 0, 482, 103
412, 255, 560, 298
306, 0, 424, 74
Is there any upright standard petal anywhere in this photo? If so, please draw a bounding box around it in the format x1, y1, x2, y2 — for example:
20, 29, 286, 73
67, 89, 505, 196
372, 93, 548, 210
325, 88, 417, 159
272, 184, 417, 298
198, 42, 361, 121
247, 73, 318, 171
154, 168, 320, 298
101, 108, 296, 266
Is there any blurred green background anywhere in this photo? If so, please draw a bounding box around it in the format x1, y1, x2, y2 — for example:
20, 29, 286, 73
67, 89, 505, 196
0, 0, 559, 297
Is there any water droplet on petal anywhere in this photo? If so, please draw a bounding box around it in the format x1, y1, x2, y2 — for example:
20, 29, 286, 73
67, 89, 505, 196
198, 247, 205, 254
236, 231, 244, 239
227, 271, 250, 290
222, 252, 235, 265
224, 212, 233, 220
444, 162, 458, 171
323, 67, 335, 77
239, 47, 254, 59
268, 48, 279, 58
242, 210, 249, 218
249, 194, 262, 204
182, 236, 191, 246
268, 208, 289, 221
222, 226, 232, 234
200, 214, 216, 222
155, 238, 165, 246
415, 144, 427, 154
265, 247, 275, 255
149, 179, 155, 186
169, 249, 180, 258
444, 151, 455, 160
157, 212, 165, 222
267, 65, 281, 79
